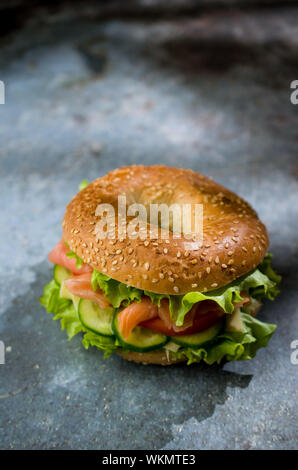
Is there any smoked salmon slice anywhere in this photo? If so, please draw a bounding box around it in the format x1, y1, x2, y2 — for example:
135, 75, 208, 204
49, 239, 92, 275
117, 297, 159, 340
65, 272, 110, 309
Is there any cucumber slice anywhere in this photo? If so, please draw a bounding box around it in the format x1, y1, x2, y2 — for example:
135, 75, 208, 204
78, 299, 114, 337
171, 320, 223, 349
53, 264, 72, 285
60, 282, 80, 312
112, 310, 169, 352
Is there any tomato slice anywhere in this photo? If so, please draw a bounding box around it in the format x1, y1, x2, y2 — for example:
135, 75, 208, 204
140, 306, 225, 337
140, 294, 250, 336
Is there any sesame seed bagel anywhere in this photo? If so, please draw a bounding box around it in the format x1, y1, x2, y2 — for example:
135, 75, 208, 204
63, 165, 269, 295
116, 349, 186, 366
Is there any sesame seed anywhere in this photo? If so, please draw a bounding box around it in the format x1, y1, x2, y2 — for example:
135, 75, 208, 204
206, 267, 211, 274
144, 241, 149, 247
253, 246, 257, 252
225, 243, 229, 248
112, 260, 118, 265
191, 283, 198, 288
173, 286, 179, 293
152, 278, 158, 283
159, 273, 165, 279
142, 274, 148, 280
163, 248, 168, 254
228, 259, 234, 265
169, 277, 175, 282
116, 249, 122, 255
215, 256, 219, 264
242, 246, 247, 252
144, 262, 150, 271
211, 283, 218, 288
228, 251, 233, 256
184, 251, 189, 257
177, 251, 181, 258
222, 264, 227, 269
191, 259, 198, 265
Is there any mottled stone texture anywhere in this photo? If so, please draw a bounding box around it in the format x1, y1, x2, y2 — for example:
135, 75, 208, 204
0, 5, 297, 450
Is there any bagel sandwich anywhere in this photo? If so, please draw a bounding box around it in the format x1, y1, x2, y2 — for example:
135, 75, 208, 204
40, 166, 281, 365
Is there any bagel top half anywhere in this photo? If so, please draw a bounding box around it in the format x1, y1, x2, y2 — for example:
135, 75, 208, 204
62, 165, 269, 295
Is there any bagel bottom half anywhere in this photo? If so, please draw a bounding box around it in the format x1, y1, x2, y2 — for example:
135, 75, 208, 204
117, 350, 187, 366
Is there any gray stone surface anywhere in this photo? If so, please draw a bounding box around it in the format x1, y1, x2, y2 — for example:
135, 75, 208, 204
0, 6, 297, 450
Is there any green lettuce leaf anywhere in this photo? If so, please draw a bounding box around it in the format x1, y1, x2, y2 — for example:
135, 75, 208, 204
40, 279, 83, 340
40, 278, 118, 353
91, 254, 281, 326
82, 332, 118, 358
40, 279, 71, 316
65, 249, 83, 269
252, 253, 281, 300
79, 179, 89, 191
91, 270, 143, 308
170, 312, 276, 365
64, 241, 84, 269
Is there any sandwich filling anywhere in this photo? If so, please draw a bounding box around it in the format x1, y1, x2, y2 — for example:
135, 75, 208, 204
40, 237, 281, 365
